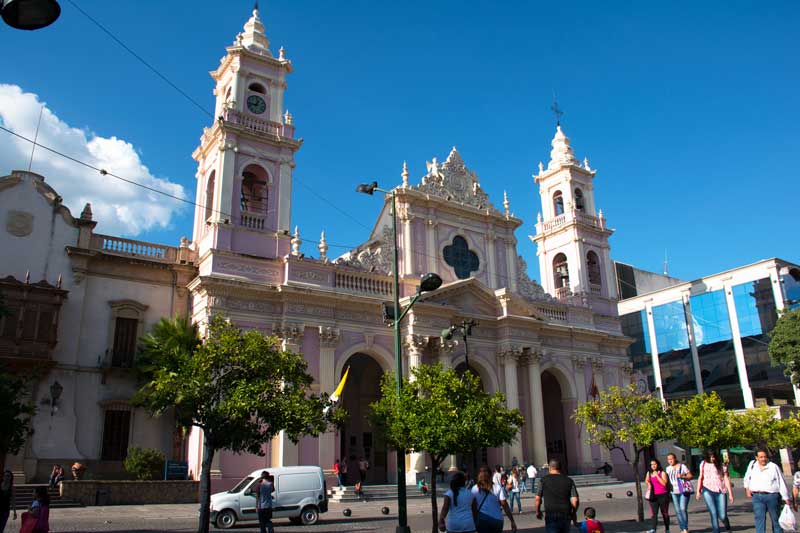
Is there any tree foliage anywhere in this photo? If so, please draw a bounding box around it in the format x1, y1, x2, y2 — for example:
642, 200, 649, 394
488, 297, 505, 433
573, 384, 670, 522
371, 363, 524, 533
133, 315, 337, 533
769, 308, 800, 386
123, 447, 166, 480
0, 363, 36, 472
668, 392, 737, 450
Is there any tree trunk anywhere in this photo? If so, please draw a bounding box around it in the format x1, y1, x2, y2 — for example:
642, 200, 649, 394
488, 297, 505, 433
430, 456, 441, 533
631, 451, 644, 522
198, 435, 215, 533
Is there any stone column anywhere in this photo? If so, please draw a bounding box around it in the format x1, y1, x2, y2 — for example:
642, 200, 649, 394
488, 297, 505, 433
572, 356, 593, 473
644, 302, 665, 401
272, 324, 303, 466
277, 161, 293, 232
426, 219, 437, 274
486, 231, 497, 288
723, 281, 755, 408
438, 339, 458, 471
318, 326, 340, 472
405, 334, 428, 483
527, 352, 548, 467
401, 208, 414, 276
592, 358, 610, 463
505, 239, 518, 292
500, 348, 523, 465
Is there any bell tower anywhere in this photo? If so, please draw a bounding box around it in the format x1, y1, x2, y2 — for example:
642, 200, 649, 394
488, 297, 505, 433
191, 5, 302, 259
530, 126, 618, 309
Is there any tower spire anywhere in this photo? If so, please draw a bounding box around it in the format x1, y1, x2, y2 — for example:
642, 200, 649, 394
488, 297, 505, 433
240, 1, 271, 55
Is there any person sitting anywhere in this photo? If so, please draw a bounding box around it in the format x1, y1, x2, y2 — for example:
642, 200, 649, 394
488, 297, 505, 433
48, 465, 64, 488
595, 462, 613, 476
417, 478, 429, 495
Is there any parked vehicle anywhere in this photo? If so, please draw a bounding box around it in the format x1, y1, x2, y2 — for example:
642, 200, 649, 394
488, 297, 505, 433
210, 466, 328, 529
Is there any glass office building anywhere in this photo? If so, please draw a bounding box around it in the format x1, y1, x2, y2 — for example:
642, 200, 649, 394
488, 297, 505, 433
618, 259, 800, 409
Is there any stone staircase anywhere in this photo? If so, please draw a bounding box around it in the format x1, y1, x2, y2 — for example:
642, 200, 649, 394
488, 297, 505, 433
14, 484, 82, 509
327, 474, 622, 503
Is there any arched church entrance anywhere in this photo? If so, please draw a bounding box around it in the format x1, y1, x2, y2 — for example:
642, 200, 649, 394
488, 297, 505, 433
454, 362, 487, 474
339, 353, 388, 484
542, 371, 568, 472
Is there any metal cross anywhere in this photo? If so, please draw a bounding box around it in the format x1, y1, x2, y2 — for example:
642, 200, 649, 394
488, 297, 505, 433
551, 93, 563, 126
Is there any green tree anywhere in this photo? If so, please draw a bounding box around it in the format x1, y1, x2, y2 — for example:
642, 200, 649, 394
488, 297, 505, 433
0, 363, 37, 473
370, 363, 524, 533
573, 384, 671, 522
123, 446, 166, 480
133, 315, 336, 533
769, 308, 800, 386
668, 392, 737, 450
730, 406, 800, 455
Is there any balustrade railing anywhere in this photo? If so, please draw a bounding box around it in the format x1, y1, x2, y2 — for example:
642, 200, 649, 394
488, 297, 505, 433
589, 283, 602, 294
240, 211, 266, 230
535, 304, 567, 321
224, 109, 284, 137
334, 271, 392, 297
554, 286, 571, 301
537, 210, 606, 234
92, 234, 176, 262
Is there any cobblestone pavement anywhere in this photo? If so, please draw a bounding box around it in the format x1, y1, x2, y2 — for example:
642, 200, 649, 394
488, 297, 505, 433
22, 484, 776, 532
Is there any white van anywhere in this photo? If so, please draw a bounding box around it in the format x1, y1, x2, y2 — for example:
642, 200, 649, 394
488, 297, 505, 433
210, 466, 328, 529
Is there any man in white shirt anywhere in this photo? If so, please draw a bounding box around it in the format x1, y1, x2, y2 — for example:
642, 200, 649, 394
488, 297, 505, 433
743, 449, 790, 533
527, 463, 538, 494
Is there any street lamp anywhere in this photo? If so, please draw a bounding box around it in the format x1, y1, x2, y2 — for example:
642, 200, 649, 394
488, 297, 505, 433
441, 319, 477, 374
356, 180, 441, 533
1, 0, 61, 30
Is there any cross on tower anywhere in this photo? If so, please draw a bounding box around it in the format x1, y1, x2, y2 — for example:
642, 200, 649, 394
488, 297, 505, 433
551, 93, 563, 126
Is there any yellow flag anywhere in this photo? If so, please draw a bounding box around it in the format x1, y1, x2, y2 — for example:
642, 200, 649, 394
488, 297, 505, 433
330, 366, 350, 403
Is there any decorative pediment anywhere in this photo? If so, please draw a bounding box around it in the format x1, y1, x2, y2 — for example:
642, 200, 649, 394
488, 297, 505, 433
415, 148, 499, 212
419, 278, 501, 317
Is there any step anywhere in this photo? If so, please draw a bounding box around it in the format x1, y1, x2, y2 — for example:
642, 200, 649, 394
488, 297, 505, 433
14, 484, 82, 509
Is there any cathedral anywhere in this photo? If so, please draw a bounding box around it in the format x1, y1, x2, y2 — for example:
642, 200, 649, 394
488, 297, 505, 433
0, 6, 635, 487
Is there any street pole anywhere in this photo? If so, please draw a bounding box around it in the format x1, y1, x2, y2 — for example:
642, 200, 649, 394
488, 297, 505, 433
390, 190, 410, 533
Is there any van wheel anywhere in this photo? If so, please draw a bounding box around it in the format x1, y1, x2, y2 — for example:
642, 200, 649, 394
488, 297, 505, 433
300, 505, 319, 525
216, 509, 237, 529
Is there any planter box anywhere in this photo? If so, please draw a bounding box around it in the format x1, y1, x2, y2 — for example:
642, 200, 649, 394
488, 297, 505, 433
61, 480, 199, 506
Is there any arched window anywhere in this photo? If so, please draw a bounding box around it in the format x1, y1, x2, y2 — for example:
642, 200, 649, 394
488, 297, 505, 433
574, 188, 585, 212
241, 164, 269, 214
248, 82, 266, 94
587, 251, 602, 287
553, 190, 564, 216
204, 171, 215, 221
553, 253, 569, 289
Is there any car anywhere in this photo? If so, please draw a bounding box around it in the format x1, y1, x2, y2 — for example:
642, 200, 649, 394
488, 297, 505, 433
210, 465, 328, 529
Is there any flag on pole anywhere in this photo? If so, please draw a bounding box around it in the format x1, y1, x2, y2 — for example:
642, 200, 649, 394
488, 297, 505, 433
324, 366, 349, 415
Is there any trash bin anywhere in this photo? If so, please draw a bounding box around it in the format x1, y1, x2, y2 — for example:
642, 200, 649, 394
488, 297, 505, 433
95, 488, 110, 506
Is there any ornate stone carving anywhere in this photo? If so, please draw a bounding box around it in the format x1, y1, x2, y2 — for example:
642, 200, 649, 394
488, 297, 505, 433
274, 323, 304, 344
516, 255, 553, 302
571, 355, 587, 369
287, 303, 333, 318
6, 210, 33, 237
591, 358, 605, 370
415, 148, 499, 212
335, 226, 393, 274
319, 326, 340, 348
404, 334, 428, 355
215, 297, 279, 314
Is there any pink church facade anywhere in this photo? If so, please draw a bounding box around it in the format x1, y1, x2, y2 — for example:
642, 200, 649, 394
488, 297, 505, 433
185, 7, 633, 489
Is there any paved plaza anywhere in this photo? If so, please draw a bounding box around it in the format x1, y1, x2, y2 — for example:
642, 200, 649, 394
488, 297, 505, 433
18, 484, 777, 532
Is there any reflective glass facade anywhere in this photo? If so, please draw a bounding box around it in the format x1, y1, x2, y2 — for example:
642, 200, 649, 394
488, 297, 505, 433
652, 301, 695, 395
783, 272, 800, 310
689, 290, 740, 404
620, 310, 652, 390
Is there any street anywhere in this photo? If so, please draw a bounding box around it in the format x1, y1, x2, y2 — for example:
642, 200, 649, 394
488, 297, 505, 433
20, 483, 776, 532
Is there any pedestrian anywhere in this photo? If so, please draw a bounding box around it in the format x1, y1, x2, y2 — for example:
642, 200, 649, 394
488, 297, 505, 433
19, 486, 49, 533
792, 458, 800, 511
743, 448, 791, 533
645, 458, 671, 533
511, 457, 519, 468
575, 506, 604, 533
354, 480, 365, 501
696, 449, 733, 533
666, 452, 694, 533
48, 465, 64, 489
527, 463, 539, 494
472, 466, 517, 533
519, 466, 527, 495
358, 456, 369, 483
341, 457, 349, 485
256, 471, 274, 533
535, 459, 579, 533
0, 470, 16, 533
492, 466, 503, 492
508, 469, 522, 514
333, 459, 343, 488
418, 478, 429, 496
438, 471, 477, 533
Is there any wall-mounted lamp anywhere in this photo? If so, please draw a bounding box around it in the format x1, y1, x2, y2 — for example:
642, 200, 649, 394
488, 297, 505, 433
49, 380, 63, 415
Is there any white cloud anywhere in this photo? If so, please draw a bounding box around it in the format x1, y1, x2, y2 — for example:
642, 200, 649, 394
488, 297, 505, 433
0, 84, 187, 237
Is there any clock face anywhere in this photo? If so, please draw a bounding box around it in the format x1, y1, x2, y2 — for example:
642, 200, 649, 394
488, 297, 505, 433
247, 95, 266, 114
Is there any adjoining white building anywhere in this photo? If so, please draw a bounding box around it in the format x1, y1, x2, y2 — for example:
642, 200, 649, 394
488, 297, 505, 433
617, 258, 800, 409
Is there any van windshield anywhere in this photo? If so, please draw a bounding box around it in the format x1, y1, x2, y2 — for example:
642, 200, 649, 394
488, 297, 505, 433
229, 476, 254, 493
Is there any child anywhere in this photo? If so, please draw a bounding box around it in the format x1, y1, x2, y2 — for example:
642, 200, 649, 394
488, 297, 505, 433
576, 507, 604, 533
354, 480, 365, 501
417, 478, 429, 495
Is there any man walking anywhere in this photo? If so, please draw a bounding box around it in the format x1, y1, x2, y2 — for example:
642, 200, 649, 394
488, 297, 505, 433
743, 449, 790, 533
256, 471, 275, 533
527, 463, 539, 494
358, 456, 369, 483
535, 459, 579, 533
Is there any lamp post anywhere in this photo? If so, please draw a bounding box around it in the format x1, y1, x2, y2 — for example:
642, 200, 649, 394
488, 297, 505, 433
441, 319, 477, 374
356, 180, 442, 533
1, 0, 60, 30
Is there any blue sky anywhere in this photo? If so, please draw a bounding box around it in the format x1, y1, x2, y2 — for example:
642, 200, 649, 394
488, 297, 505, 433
2, 1, 798, 283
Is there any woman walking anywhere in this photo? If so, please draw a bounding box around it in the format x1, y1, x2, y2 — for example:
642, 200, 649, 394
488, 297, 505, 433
0, 470, 16, 533
696, 450, 733, 533
471, 466, 517, 533
439, 471, 477, 533
19, 486, 49, 533
666, 453, 694, 533
508, 470, 522, 514
645, 458, 671, 533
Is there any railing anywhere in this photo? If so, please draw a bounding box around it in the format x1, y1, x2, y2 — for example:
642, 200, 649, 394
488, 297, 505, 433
224, 109, 284, 137
589, 283, 602, 294
554, 286, 571, 301
536, 209, 606, 234
334, 271, 392, 297
535, 304, 567, 321
539, 214, 566, 233
92, 234, 177, 262
240, 211, 266, 230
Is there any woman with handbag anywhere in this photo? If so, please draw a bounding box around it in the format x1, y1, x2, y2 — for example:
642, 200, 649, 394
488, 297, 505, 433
645, 459, 671, 533
666, 453, 694, 533
471, 467, 517, 533
696, 450, 733, 533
